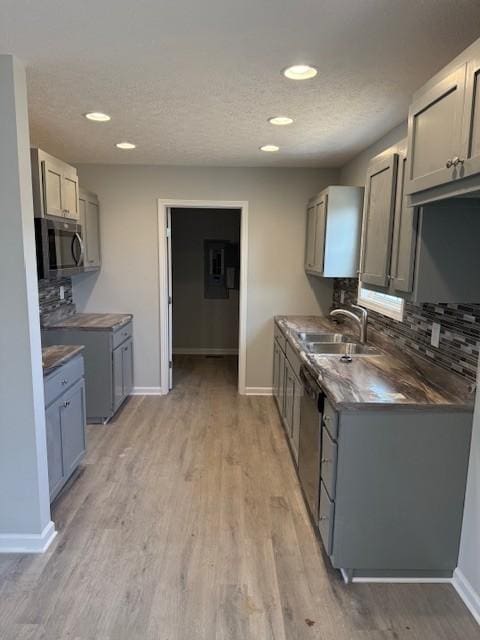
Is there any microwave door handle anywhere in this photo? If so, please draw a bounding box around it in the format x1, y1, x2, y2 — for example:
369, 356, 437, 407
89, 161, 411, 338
72, 232, 85, 266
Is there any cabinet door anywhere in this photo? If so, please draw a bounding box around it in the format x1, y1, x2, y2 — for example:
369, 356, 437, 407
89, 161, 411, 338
284, 362, 295, 438
279, 353, 286, 419
60, 380, 86, 479
360, 153, 398, 288
85, 198, 101, 267
406, 65, 466, 194
291, 373, 301, 463
113, 345, 124, 411
305, 204, 317, 270
390, 152, 418, 294
313, 195, 327, 274
461, 56, 480, 179
273, 340, 280, 403
122, 339, 134, 398
42, 160, 63, 217
45, 401, 64, 499
62, 173, 79, 220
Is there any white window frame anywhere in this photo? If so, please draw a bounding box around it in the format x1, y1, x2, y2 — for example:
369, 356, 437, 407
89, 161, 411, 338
357, 283, 405, 322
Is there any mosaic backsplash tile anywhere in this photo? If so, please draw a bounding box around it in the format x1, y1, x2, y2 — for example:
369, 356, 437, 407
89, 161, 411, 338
332, 278, 480, 384
38, 277, 76, 326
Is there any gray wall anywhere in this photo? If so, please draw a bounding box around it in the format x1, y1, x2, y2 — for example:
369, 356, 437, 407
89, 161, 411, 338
172, 208, 240, 352
72, 165, 337, 390
339, 121, 480, 608
0, 55, 52, 546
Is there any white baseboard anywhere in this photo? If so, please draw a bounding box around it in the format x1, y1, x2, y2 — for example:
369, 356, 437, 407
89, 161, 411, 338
173, 348, 239, 355
453, 568, 480, 625
131, 387, 167, 396
0, 520, 57, 554
245, 386, 273, 396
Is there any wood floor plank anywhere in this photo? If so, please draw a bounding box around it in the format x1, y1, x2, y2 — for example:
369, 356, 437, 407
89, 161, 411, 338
0, 355, 478, 639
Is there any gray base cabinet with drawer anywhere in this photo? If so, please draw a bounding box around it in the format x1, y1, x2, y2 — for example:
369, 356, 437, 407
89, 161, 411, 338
44, 356, 86, 501
320, 404, 472, 579
43, 321, 134, 423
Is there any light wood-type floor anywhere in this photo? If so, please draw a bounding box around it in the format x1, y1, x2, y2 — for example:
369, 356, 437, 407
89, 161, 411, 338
0, 355, 478, 639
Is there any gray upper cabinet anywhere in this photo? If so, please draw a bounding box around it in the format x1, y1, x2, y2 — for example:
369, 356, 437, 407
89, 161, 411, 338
406, 36, 480, 204
79, 189, 101, 270
360, 152, 398, 288
305, 186, 364, 278
31, 148, 80, 221
360, 138, 480, 303
462, 54, 480, 179
406, 65, 466, 195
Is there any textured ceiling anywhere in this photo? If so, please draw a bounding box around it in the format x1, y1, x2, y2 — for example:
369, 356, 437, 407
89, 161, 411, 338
1, 1, 480, 167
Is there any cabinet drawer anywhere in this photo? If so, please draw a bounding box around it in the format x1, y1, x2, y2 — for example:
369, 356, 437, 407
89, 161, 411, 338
321, 426, 338, 500
112, 321, 133, 350
274, 324, 286, 352
323, 398, 338, 440
44, 355, 84, 407
285, 341, 302, 378
319, 481, 335, 556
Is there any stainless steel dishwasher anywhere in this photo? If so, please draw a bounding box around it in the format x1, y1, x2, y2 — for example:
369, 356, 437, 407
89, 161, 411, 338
298, 366, 324, 523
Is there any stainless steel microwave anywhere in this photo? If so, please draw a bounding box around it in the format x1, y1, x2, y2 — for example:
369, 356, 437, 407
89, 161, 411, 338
35, 218, 85, 279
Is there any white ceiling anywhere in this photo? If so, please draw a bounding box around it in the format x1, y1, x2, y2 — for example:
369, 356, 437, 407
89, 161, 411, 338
1, 1, 480, 167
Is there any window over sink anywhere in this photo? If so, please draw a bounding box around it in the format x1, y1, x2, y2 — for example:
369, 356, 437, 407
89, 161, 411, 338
357, 284, 405, 322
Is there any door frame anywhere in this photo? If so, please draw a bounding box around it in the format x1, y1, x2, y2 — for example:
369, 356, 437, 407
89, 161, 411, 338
157, 199, 248, 395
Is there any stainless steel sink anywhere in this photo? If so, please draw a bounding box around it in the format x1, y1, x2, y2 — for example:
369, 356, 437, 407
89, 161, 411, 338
305, 342, 381, 356
296, 331, 348, 343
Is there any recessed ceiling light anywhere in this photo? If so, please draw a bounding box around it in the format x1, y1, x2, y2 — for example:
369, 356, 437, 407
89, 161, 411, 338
115, 141, 136, 150
283, 65, 317, 80
84, 112, 111, 122
260, 144, 279, 152
268, 116, 294, 126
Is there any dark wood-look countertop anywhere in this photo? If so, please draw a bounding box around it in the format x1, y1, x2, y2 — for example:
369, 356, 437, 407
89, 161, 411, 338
275, 315, 475, 412
42, 345, 84, 376
43, 313, 133, 331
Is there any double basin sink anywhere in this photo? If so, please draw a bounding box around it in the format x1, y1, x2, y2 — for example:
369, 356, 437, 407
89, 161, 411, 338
296, 331, 381, 357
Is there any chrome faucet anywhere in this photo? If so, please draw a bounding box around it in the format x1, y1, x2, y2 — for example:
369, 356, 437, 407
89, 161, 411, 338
329, 304, 368, 344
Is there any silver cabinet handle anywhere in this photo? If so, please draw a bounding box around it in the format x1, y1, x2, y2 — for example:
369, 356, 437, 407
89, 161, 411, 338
324, 415, 330, 423
453, 157, 464, 167
61, 379, 68, 386
321, 457, 331, 463
63, 400, 71, 408
319, 516, 329, 521
446, 158, 454, 168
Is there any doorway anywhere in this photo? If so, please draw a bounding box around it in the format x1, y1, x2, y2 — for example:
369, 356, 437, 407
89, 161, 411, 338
157, 200, 248, 395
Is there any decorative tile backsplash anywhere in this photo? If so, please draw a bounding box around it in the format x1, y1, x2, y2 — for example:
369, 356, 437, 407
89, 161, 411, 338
332, 278, 480, 383
38, 277, 76, 326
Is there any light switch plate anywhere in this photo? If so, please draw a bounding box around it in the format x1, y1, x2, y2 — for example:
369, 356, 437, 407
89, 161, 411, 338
59, 285, 65, 300
431, 322, 440, 348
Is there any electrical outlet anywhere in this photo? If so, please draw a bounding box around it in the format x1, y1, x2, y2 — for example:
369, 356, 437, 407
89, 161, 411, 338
59, 285, 65, 301
431, 322, 440, 348
340, 290, 345, 304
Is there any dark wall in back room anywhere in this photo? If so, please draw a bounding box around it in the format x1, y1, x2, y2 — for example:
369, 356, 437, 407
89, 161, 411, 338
38, 277, 76, 326
333, 278, 480, 383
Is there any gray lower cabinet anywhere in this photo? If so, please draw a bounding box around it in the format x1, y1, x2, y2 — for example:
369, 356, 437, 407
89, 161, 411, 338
43, 321, 134, 423
273, 329, 302, 463
359, 138, 480, 302
44, 356, 86, 501
318, 400, 472, 579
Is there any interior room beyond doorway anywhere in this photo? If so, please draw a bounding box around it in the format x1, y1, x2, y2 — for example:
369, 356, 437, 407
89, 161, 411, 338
170, 207, 241, 388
